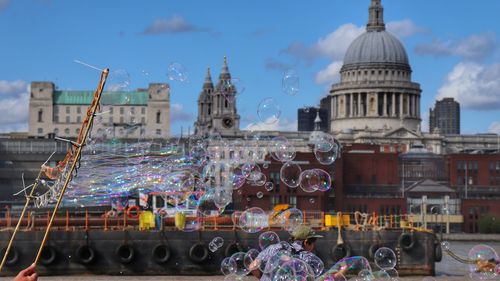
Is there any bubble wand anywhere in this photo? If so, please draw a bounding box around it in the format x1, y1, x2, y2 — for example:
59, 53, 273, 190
32, 68, 109, 265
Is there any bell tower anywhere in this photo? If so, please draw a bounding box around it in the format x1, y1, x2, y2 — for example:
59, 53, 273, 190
194, 67, 214, 136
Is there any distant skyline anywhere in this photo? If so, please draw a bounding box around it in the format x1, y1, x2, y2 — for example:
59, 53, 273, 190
1, 0, 500, 135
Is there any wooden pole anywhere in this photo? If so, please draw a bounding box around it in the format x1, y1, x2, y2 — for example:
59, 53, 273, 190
33, 69, 108, 265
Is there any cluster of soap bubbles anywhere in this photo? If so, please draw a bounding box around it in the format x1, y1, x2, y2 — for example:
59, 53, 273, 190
440, 241, 500, 281
317, 248, 399, 281
209, 237, 224, 252
60, 129, 339, 228
221, 238, 324, 281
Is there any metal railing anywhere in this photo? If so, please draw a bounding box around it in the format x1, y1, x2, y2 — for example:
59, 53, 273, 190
0, 140, 70, 154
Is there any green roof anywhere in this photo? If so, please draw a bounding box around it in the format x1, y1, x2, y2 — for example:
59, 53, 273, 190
54, 90, 149, 105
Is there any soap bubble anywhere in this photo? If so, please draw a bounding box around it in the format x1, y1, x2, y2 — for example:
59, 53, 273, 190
276, 207, 303, 233
221, 256, 237, 276
209, 242, 218, 252
441, 241, 450, 251
167, 62, 189, 82
256, 191, 264, 199
221, 77, 245, 102
372, 270, 391, 280
238, 207, 268, 233
468, 244, 498, 280
314, 143, 338, 165
178, 211, 202, 232
273, 258, 314, 281
280, 161, 302, 188
243, 249, 260, 271
211, 237, 224, 248
270, 136, 296, 162
231, 252, 250, 277
302, 252, 324, 277
309, 198, 315, 204
374, 247, 397, 270
282, 69, 300, 96
108, 69, 131, 92
257, 97, 281, 124
259, 231, 280, 250
265, 182, 274, 191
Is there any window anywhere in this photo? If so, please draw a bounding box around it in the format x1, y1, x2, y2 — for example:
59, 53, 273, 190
54, 107, 59, 114
77, 107, 81, 114
120, 107, 124, 114
37, 110, 43, 122
54, 128, 59, 134
66, 107, 70, 114
141, 117, 145, 124
109, 107, 113, 114
54, 115, 59, 123
66, 116, 70, 123
225, 99, 228, 108
64, 128, 70, 134
120, 117, 124, 123
37, 128, 43, 134
109, 117, 113, 124
130, 107, 135, 114
77, 116, 81, 123
141, 108, 145, 114
156, 129, 161, 136
156, 111, 161, 124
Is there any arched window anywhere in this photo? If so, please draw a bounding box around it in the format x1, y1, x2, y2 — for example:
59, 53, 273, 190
156, 111, 161, 124
38, 109, 43, 122
225, 99, 228, 108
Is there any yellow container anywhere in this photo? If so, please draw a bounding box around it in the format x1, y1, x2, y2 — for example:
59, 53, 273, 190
139, 211, 155, 230
175, 212, 186, 230
325, 214, 350, 227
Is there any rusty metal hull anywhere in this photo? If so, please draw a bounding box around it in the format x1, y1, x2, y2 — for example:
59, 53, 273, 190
0, 229, 436, 276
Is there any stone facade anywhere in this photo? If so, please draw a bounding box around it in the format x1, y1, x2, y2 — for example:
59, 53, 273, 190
28, 82, 170, 139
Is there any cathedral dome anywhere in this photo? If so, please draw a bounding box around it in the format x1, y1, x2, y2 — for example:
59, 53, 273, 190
343, 30, 409, 69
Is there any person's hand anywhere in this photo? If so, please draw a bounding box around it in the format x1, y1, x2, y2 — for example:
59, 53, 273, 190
13, 263, 38, 281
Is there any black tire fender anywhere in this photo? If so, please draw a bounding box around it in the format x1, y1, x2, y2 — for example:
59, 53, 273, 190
76, 245, 96, 264
399, 233, 416, 251
116, 244, 135, 264
39, 245, 57, 266
331, 243, 351, 261
0, 246, 19, 266
189, 243, 209, 264
152, 244, 171, 264
368, 244, 380, 261
434, 241, 443, 262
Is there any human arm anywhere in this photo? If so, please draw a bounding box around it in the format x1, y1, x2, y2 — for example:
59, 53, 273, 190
13, 263, 38, 281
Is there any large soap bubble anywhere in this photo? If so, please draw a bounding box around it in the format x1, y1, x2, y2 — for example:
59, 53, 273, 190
257, 97, 281, 124
259, 231, 280, 250
282, 69, 300, 96
243, 249, 260, 271
280, 161, 302, 188
167, 62, 189, 82
238, 207, 269, 233
221, 257, 237, 276
468, 244, 499, 280
275, 207, 303, 233
374, 247, 397, 270
231, 252, 251, 277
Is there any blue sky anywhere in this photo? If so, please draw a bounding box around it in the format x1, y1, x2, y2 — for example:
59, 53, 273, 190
1, 0, 500, 135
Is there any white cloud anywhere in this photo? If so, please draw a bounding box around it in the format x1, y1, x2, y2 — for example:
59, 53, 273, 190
415, 33, 497, 60
386, 19, 426, 38
315, 24, 366, 60
489, 122, 500, 134
143, 15, 200, 35
437, 62, 500, 110
315, 61, 342, 84
245, 118, 297, 132
0, 80, 26, 96
171, 103, 193, 123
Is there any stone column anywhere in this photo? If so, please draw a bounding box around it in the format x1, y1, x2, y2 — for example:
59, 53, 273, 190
357, 93, 362, 117
392, 93, 396, 117
399, 93, 404, 117
417, 96, 420, 118
350, 94, 354, 117
374, 92, 378, 117
383, 93, 387, 116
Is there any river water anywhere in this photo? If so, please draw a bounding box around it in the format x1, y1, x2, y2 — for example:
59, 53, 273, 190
0, 241, 498, 280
